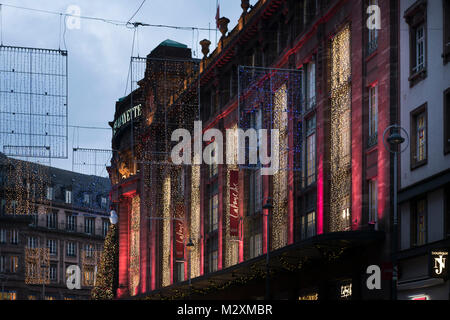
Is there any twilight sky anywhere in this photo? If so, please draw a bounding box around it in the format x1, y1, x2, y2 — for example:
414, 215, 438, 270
1, 0, 254, 175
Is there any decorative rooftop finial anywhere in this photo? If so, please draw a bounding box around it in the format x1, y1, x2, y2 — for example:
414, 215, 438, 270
199, 39, 211, 58
241, 0, 250, 13
218, 17, 230, 37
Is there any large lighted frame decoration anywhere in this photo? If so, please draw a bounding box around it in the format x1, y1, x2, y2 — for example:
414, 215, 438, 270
0, 46, 68, 159
238, 66, 302, 250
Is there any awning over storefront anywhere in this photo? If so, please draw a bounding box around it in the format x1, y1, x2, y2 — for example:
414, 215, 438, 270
136, 230, 385, 300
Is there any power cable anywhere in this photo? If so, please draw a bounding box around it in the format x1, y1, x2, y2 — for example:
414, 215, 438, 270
127, 0, 147, 25
0, 2, 215, 31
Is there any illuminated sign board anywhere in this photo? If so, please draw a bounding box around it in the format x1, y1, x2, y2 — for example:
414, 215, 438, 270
429, 249, 448, 279
113, 104, 142, 135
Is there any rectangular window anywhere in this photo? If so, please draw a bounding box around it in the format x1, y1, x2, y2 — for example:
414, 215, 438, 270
47, 239, 57, 256
209, 250, 218, 273
83, 194, 90, 205
67, 242, 77, 257
249, 233, 262, 259
0, 256, 5, 272
46, 211, 57, 229
249, 169, 262, 215
405, 0, 427, 85
306, 115, 316, 186
0, 229, 6, 243
176, 262, 185, 283
101, 197, 107, 208
65, 190, 72, 204
85, 244, 94, 258
367, 0, 379, 55
10, 229, 18, 244
414, 24, 425, 73
66, 214, 76, 232
444, 0, 450, 63
83, 268, 95, 286
306, 211, 316, 238
444, 88, 450, 154
209, 193, 219, 232
85, 218, 95, 235
10, 256, 18, 273
49, 264, 57, 281
27, 237, 38, 249
46, 187, 53, 201
368, 179, 378, 225
0, 291, 17, 300
102, 220, 110, 237
368, 85, 378, 146
306, 60, 316, 110
412, 198, 427, 246
411, 104, 428, 168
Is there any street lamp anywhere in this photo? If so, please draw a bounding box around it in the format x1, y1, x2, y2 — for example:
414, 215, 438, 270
383, 124, 409, 301
262, 200, 273, 300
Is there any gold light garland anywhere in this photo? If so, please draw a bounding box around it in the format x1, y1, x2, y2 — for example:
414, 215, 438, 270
272, 83, 288, 250
4, 157, 49, 215
162, 175, 171, 287
330, 25, 352, 232
25, 247, 50, 285
129, 195, 141, 295
189, 165, 201, 279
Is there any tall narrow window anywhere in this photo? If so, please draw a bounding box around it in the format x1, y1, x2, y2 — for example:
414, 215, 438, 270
176, 262, 185, 283
10, 256, 18, 273
411, 104, 427, 168
27, 237, 38, 249
306, 115, 316, 186
0, 229, 6, 243
368, 85, 378, 146
367, 0, 379, 55
65, 190, 72, 204
66, 214, 76, 231
47, 239, 57, 256
414, 25, 425, 73
405, 0, 427, 85
306, 211, 316, 238
46, 187, 53, 201
85, 218, 94, 235
444, 88, 450, 154
46, 211, 57, 229
306, 60, 316, 110
444, 0, 450, 63
368, 179, 378, 226
209, 193, 219, 232
0, 256, 5, 272
10, 229, 18, 244
412, 198, 427, 246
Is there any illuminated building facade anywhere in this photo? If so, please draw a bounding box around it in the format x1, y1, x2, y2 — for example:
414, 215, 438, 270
112, 0, 400, 300
0, 153, 110, 300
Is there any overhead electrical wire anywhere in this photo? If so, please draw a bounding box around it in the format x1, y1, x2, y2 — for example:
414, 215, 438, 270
0, 2, 216, 31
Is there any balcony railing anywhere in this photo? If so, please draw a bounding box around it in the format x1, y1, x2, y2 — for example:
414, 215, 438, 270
29, 221, 107, 238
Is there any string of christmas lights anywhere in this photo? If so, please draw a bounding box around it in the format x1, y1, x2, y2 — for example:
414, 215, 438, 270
329, 25, 352, 232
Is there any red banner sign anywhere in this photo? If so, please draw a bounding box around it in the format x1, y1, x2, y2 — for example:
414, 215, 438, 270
229, 170, 240, 238
175, 205, 185, 260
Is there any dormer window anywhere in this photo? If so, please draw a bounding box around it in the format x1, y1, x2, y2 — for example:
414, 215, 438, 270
65, 190, 72, 204
83, 193, 90, 205
101, 196, 107, 208
46, 186, 53, 201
